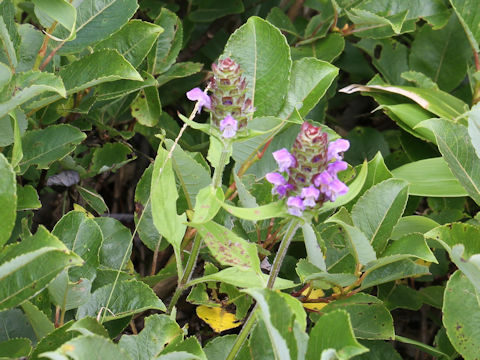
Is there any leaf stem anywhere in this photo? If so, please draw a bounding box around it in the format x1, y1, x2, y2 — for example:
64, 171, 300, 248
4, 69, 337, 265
225, 307, 258, 360
211, 141, 231, 188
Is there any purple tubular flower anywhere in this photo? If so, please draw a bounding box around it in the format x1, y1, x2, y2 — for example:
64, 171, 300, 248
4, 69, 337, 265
314, 171, 348, 202
327, 139, 350, 161
287, 196, 305, 217
273, 148, 296, 172
219, 115, 238, 138
327, 160, 348, 175
186, 87, 211, 113
301, 185, 320, 207
265, 172, 293, 198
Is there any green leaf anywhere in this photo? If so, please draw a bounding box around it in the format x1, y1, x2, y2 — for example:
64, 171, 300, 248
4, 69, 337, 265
351, 179, 408, 253
150, 8, 183, 75
468, 104, 480, 159
189, 0, 244, 22
90, 142, 132, 174
156, 62, 203, 87
192, 220, 261, 272
191, 186, 224, 224
278, 58, 338, 119
418, 119, 480, 205
94, 217, 132, 270
391, 157, 468, 197
18, 124, 85, 173
41, 334, 132, 360
346, 8, 408, 38
28, 321, 75, 359
151, 146, 187, 251
56, 0, 139, 54
33, 0, 76, 41
0, 71, 65, 118
443, 271, 480, 359
118, 314, 183, 360
291, 33, 345, 63
0, 153, 15, 247
381, 233, 437, 263
131, 86, 161, 126
48, 270, 92, 311
0, 309, 36, 344
20, 301, 54, 340
77, 186, 109, 214
360, 259, 429, 289
221, 201, 287, 221
340, 84, 469, 120
52, 211, 103, 281
301, 223, 326, 272
16, 185, 40, 211
321, 293, 395, 340
0, 15, 16, 70
449, 0, 480, 52
94, 20, 163, 68
76, 279, 165, 321
0, 226, 83, 310
69, 317, 109, 338
410, 15, 471, 92
267, 7, 300, 38
95, 70, 156, 101
0, 338, 31, 358
395, 335, 450, 359
223, 16, 292, 117
306, 310, 368, 359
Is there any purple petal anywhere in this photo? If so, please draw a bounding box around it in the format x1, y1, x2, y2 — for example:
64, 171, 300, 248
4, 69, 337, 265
327, 139, 350, 161
287, 196, 304, 217
301, 185, 320, 200
327, 161, 348, 175
186, 87, 211, 113
265, 172, 286, 186
219, 115, 238, 138
272, 148, 296, 172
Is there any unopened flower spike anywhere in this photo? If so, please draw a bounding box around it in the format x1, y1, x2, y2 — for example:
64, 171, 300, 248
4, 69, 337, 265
265, 121, 350, 217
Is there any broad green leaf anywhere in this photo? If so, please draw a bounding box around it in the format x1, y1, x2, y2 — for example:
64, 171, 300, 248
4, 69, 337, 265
192, 220, 260, 272
41, 334, 132, 360
302, 223, 326, 271
52, 211, 103, 281
69, 317, 109, 337
346, 8, 409, 38
118, 314, 183, 360
223, 16, 292, 117
20, 301, 54, 340
410, 15, 471, 92
28, 321, 75, 359
0, 62, 11, 91
0, 15, 16, 69
189, 0, 244, 22
187, 267, 295, 290
279, 58, 338, 119
355, 340, 401, 360
151, 146, 187, 250
443, 271, 480, 360
340, 84, 468, 120
245, 289, 302, 360
76, 279, 165, 321
0, 226, 83, 310
449, 0, 480, 52
48, 270, 92, 311
56, 0, 139, 54
160, 336, 207, 360
351, 179, 408, 253
203, 335, 238, 360
291, 33, 345, 63
360, 259, 429, 289
94, 20, 163, 68
378, 283, 423, 311
95, 71, 156, 101
391, 216, 440, 240
33, 0, 76, 41
0, 338, 31, 358
468, 103, 480, 159
306, 310, 368, 359
321, 293, 395, 340
131, 86, 161, 127
90, 142, 132, 174
266, 7, 300, 38
325, 214, 377, 266
94, 217, 132, 270
395, 335, 451, 359
156, 62, 203, 87
381, 233, 437, 263
0, 71, 65, 118
150, 8, 183, 75
19, 124, 85, 173
304, 272, 358, 288
77, 186, 109, 214
16, 23, 43, 72
191, 186, 224, 224
354, 152, 392, 200
16, 185, 40, 211
0, 309, 36, 344
0, 153, 15, 247
418, 119, 480, 205
391, 157, 468, 197
221, 201, 287, 221
0, 0, 19, 51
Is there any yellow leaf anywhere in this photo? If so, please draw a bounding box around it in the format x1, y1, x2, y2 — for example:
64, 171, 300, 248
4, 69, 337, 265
302, 302, 328, 311
73, 204, 94, 218
196, 305, 242, 333
300, 287, 325, 298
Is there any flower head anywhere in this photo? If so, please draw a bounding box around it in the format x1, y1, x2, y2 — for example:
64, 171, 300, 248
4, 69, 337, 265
266, 172, 293, 198
186, 87, 211, 113
273, 148, 296, 172
287, 196, 305, 217
219, 115, 238, 138
301, 185, 320, 207
327, 139, 350, 161
314, 171, 348, 202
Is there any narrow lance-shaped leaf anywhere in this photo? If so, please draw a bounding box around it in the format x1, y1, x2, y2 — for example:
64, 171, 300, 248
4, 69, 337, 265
0, 153, 16, 247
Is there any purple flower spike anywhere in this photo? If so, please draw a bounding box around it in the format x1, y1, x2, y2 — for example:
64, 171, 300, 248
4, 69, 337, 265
266, 172, 286, 186
186, 87, 211, 113
220, 115, 238, 138
327, 161, 348, 176
287, 196, 305, 217
273, 148, 296, 172
327, 139, 350, 161
301, 185, 320, 207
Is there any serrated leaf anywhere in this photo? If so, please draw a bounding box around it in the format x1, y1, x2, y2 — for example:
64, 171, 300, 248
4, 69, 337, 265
19, 124, 85, 173
381, 233, 437, 263
33, 0, 76, 41
77, 186, 108, 215
69, 317, 109, 338
0, 338, 31, 358
76, 279, 165, 321
351, 179, 408, 253
48, 270, 92, 311
223, 16, 292, 117
0, 15, 16, 70
20, 301, 54, 340
55, 0, 139, 54
0, 153, 15, 247
391, 216, 439, 240
449, 0, 480, 52
468, 104, 480, 159
391, 157, 468, 197
360, 259, 429, 289
0, 226, 83, 310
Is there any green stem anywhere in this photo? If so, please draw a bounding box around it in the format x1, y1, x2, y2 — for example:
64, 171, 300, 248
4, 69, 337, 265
212, 142, 231, 188
225, 219, 301, 359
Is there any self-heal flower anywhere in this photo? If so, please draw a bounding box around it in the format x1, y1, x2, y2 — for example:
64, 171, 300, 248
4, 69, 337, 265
327, 160, 348, 176
327, 139, 350, 161
219, 115, 238, 138
273, 148, 296, 172
287, 196, 305, 217
266, 172, 293, 197
186, 87, 211, 113
314, 171, 348, 202
301, 185, 320, 207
